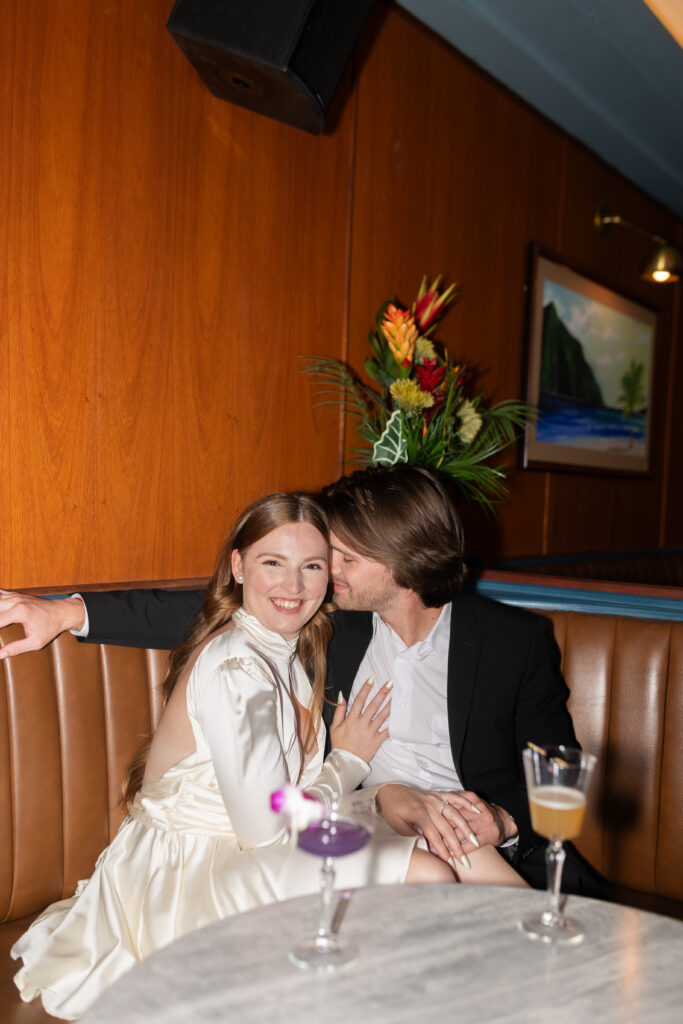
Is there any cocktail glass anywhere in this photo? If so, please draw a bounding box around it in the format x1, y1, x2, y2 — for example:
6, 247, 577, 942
520, 744, 596, 945
289, 797, 374, 971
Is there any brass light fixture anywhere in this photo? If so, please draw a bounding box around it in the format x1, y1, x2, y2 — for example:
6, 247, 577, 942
594, 204, 682, 283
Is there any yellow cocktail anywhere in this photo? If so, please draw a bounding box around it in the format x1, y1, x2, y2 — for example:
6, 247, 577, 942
520, 745, 596, 945
529, 785, 586, 841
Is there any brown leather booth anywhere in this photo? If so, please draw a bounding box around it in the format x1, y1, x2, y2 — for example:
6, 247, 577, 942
1, 601, 682, 1022
0, 635, 170, 1023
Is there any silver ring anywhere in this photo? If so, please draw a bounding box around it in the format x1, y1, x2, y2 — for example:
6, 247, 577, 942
440, 799, 450, 814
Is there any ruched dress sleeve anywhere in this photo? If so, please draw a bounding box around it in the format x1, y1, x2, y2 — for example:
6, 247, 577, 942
190, 652, 370, 850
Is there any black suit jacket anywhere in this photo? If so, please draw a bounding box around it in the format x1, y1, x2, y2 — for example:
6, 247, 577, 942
82, 588, 577, 859
323, 594, 577, 858
83, 588, 205, 650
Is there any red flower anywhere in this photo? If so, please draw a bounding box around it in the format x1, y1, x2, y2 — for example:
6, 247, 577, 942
416, 358, 447, 426
414, 276, 459, 333
416, 358, 445, 395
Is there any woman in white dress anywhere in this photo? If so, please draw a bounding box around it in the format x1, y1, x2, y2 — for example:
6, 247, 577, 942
12, 491, 457, 1019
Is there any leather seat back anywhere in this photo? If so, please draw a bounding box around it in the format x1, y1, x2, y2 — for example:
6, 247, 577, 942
2, 610, 682, 921
0, 628, 167, 923
541, 611, 682, 902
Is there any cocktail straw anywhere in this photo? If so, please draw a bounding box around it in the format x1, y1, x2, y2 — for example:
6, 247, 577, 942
526, 741, 571, 769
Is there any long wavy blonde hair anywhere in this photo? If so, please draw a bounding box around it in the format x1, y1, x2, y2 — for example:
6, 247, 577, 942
122, 492, 334, 807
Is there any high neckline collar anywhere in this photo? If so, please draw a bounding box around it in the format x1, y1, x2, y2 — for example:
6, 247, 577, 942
232, 606, 299, 655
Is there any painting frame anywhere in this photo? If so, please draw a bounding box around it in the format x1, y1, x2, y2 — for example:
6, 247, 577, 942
522, 244, 658, 476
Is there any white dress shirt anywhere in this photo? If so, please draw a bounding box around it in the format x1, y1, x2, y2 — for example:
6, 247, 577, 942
348, 604, 464, 792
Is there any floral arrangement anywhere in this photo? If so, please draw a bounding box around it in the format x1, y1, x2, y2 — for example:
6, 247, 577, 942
303, 276, 533, 509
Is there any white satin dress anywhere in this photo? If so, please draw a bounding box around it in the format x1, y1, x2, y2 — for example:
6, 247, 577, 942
12, 608, 416, 1020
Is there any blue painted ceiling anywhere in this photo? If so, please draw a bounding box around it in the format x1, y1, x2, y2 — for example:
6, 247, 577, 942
397, 0, 683, 221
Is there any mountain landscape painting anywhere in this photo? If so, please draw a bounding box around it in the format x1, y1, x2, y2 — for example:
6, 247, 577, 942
524, 253, 657, 474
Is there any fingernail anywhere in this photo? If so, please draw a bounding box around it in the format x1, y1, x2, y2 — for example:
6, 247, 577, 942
384, 680, 393, 690
366, 675, 375, 687
460, 854, 471, 870
448, 857, 458, 871
337, 690, 344, 704
469, 832, 480, 848
470, 803, 481, 814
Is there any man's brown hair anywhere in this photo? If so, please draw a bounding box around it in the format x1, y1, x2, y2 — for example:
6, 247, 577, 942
322, 465, 466, 608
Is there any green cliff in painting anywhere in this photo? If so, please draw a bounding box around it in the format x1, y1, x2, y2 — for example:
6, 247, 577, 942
540, 302, 605, 407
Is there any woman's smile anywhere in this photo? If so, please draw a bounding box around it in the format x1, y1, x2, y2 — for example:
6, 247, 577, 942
270, 597, 304, 611
232, 523, 329, 640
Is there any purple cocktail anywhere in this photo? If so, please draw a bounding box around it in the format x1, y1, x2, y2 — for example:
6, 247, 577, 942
289, 804, 375, 972
297, 818, 371, 858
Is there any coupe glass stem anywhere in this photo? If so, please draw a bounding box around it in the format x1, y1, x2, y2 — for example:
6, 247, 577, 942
542, 840, 566, 926
315, 857, 336, 945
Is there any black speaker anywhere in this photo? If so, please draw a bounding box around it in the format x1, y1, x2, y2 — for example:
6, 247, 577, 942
166, 1, 374, 134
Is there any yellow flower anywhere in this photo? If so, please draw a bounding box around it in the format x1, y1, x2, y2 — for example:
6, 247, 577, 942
382, 305, 417, 368
415, 336, 436, 363
457, 399, 482, 443
390, 379, 435, 414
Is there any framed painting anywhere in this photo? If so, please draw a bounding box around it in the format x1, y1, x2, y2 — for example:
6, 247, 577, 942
523, 245, 658, 475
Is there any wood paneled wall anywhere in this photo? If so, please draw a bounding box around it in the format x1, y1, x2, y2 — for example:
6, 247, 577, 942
1, 1, 681, 588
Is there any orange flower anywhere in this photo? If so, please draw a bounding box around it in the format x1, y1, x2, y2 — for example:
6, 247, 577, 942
382, 304, 417, 369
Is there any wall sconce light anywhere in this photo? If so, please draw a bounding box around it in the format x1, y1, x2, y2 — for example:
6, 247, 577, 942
594, 204, 682, 283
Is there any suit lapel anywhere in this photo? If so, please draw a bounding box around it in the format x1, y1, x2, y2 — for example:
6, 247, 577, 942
323, 611, 373, 729
447, 596, 483, 783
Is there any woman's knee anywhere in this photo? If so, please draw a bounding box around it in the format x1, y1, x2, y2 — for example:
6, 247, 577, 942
405, 849, 455, 884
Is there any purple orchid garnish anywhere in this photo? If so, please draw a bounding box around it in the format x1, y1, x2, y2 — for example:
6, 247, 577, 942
270, 783, 324, 843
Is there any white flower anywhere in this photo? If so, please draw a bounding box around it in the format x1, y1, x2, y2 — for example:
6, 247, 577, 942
457, 400, 482, 444
415, 336, 437, 363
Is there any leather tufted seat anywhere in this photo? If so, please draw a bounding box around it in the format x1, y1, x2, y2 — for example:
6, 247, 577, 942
0, 630, 168, 1023
542, 611, 682, 911
1, 606, 682, 1021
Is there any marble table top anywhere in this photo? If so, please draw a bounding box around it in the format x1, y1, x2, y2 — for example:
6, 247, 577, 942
82, 884, 683, 1024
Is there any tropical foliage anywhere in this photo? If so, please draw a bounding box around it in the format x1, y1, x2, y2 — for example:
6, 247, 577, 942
303, 277, 534, 509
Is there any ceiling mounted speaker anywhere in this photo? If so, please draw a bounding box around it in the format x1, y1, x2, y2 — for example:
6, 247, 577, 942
166, 0, 375, 134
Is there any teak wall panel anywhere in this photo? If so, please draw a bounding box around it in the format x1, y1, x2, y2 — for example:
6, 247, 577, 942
545, 146, 681, 554
349, 8, 567, 560
349, 6, 682, 562
2, 0, 682, 589
1, 0, 352, 588
2, 1, 100, 585
662, 247, 683, 547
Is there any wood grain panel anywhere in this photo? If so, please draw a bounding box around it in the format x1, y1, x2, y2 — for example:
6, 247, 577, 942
1, 0, 353, 588
1, 0, 681, 588
2, 0, 99, 586
348, 6, 567, 561
547, 145, 680, 554
661, 227, 683, 547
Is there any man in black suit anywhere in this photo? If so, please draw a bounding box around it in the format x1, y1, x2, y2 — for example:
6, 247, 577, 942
0, 465, 601, 891
318, 466, 595, 888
